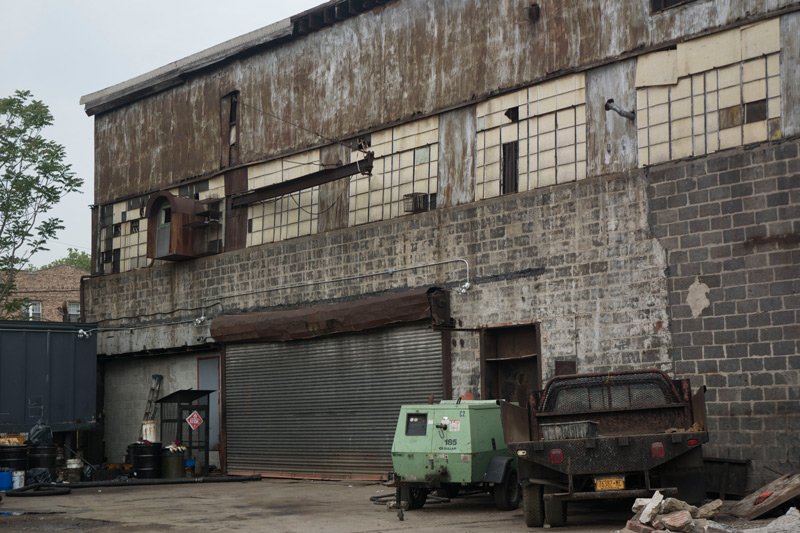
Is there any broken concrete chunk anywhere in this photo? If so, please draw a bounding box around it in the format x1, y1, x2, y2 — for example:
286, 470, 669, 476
660, 510, 693, 532
641, 491, 665, 524
633, 498, 652, 513
689, 520, 741, 533
744, 507, 800, 533
626, 520, 659, 533
695, 499, 723, 520
661, 497, 699, 516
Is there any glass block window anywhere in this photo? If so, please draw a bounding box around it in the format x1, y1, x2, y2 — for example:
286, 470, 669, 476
637, 53, 781, 165
349, 117, 439, 226
247, 150, 322, 245
476, 73, 587, 200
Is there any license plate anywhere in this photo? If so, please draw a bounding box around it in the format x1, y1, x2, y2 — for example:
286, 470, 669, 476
595, 476, 625, 491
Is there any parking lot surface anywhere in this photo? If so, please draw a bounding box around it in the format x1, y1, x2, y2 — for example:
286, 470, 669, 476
0, 477, 633, 532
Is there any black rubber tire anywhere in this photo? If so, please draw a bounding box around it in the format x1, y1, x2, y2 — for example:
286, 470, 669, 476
544, 486, 567, 527
401, 486, 428, 510
6, 484, 72, 497
522, 483, 544, 527
493, 468, 521, 511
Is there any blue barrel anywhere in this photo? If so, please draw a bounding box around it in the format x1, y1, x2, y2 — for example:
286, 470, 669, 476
0, 471, 12, 491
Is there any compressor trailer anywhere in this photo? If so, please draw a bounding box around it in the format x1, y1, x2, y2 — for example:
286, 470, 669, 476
501, 370, 708, 527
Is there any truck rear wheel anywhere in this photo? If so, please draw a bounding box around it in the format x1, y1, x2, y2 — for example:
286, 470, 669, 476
493, 468, 521, 510
544, 486, 567, 527
522, 483, 544, 527
401, 486, 428, 510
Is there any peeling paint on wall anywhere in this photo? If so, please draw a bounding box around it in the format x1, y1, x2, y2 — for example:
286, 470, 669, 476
687, 277, 711, 318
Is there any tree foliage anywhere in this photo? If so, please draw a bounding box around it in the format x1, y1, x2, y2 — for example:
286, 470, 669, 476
0, 90, 82, 318
39, 248, 91, 272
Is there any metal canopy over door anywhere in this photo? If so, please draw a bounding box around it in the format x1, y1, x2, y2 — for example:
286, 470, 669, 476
225, 322, 443, 478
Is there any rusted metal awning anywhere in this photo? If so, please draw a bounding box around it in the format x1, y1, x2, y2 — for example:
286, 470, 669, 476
210, 287, 451, 343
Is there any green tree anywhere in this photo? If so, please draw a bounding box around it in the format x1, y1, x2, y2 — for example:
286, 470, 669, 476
39, 248, 91, 272
0, 90, 82, 318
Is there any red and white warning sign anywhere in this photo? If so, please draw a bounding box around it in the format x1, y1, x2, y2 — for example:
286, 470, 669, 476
186, 410, 204, 430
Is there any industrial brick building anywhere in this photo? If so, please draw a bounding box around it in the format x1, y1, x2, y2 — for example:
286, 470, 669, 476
81, 0, 800, 489
14, 265, 86, 322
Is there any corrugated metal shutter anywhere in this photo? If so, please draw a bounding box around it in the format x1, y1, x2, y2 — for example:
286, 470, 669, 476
225, 323, 443, 477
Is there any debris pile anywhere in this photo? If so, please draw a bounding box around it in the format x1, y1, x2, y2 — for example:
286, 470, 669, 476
619, 491, 800, 533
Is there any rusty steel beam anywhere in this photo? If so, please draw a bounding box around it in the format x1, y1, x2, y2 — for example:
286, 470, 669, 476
231, 152, 373, 208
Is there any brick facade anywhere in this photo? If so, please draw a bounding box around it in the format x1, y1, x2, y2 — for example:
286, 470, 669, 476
14, 265, 86, 322
648, 139, 800, 477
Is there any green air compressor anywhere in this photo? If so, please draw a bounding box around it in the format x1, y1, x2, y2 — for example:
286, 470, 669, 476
390, 400, 520, 512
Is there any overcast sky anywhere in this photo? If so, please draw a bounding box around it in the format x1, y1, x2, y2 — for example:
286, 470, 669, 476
0, 0, 322, 267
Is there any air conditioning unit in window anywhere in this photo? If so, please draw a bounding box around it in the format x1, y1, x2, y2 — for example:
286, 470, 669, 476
403, 193, 430, 214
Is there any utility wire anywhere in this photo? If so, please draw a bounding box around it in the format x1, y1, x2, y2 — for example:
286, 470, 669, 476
239, 101, 368, 155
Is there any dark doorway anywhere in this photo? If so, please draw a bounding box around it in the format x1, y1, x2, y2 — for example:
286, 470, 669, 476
481, 324, 540, 403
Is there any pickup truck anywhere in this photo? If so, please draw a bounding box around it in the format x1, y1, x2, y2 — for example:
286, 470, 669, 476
501, 370, 708, 527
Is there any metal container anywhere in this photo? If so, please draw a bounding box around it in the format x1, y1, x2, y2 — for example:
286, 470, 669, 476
65, 458, 83, 483
29, 444, 58, 477
130, 442, 162, 479
161, 452, 184, 479
539, 420, 598, 440
0, 444, 28, 472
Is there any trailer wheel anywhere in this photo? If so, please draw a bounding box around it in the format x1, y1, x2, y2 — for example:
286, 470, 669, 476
544, 486, 567, 527
493, 468, 521, 510
522, 483, 544, 527
401, 486, 428, 510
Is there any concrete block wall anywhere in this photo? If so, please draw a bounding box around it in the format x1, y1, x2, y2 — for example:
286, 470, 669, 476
102, 353, 212, 462
647, 138, 800, 486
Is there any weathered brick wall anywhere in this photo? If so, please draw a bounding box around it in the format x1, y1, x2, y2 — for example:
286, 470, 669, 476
102, 353, 215, 462
648, 138, 800, 488
87, 170, 672, 389
14, 265, 86, 322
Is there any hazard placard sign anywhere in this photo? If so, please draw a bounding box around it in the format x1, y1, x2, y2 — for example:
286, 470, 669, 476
186, 410, 204, 430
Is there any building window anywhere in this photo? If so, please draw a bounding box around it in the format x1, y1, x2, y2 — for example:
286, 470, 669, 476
651, 0, 697, 13
23, 301, 42, 321
67, 302, 80, 323
501, 142, 519, 194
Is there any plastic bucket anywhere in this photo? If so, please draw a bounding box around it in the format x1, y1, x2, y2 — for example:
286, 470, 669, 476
131, 442, 162, 479
184, 458, 196, 478
0, 471, 12, 491
12, 470, 25, 489
0, 444, 28, 471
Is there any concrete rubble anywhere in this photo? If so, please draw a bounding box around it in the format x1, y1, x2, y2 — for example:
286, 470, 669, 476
618, 492, 800, 533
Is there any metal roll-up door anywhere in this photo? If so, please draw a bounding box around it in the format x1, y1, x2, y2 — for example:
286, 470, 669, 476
225, 323, 443, 478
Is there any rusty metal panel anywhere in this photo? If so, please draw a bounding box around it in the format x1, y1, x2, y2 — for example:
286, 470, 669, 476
224, 168, 248, 251
90, 0, 800, 204
437, 106, 475, 208
501, 400, 531, 444
586, 59, 637, 177
211, 287, 449, 343
782, 11, 800, 137
318, 144, 350, 232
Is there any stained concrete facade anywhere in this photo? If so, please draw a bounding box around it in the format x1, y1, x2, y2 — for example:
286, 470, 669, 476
82, 0, 800, 489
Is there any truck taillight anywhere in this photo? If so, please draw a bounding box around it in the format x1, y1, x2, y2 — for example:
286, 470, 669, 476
687, 439, 699, 446
650, 442, 665, 458
550, 449, 564, 464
